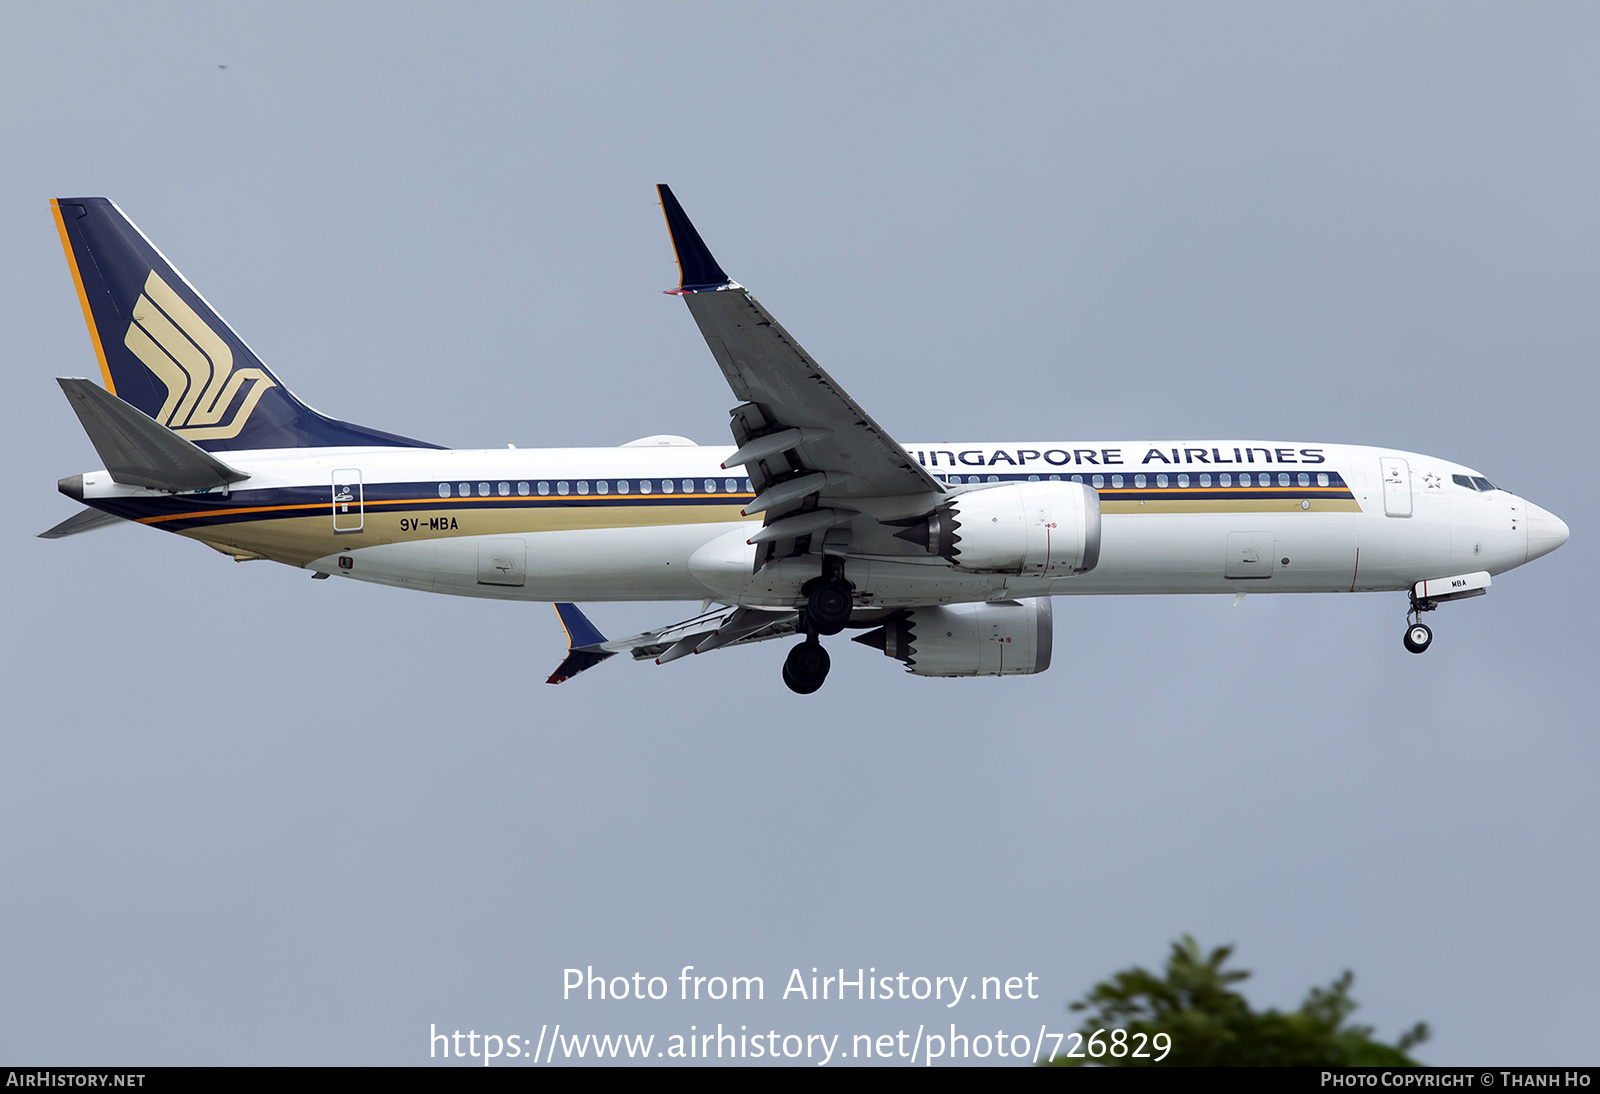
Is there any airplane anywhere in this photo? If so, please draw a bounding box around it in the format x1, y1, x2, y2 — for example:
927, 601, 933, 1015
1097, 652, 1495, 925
42, 188, 1570, 693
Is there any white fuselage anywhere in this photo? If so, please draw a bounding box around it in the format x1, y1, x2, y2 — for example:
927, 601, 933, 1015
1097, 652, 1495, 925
76, 438, 1563, 610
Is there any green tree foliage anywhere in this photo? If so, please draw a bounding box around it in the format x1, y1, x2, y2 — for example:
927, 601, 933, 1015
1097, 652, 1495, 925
1050, 936, 1430, 1066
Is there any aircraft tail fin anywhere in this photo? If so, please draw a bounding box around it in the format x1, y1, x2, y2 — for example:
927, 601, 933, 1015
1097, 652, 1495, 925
50, 198, 439, 453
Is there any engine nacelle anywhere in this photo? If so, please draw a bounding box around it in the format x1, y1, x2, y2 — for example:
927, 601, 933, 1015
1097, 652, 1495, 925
855, 598, 1054, 677
897, 481, 1100, 576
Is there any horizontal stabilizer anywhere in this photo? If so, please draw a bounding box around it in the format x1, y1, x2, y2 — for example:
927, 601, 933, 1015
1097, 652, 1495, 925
38, 506, 126, 539
57, 377, 249, 492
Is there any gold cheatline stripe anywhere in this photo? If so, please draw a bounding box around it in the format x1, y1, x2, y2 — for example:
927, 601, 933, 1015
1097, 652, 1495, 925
135, 486, 1351, 527
1095, 489, 1354, 498
51, 200, 116, 394
136, 494, 753, 525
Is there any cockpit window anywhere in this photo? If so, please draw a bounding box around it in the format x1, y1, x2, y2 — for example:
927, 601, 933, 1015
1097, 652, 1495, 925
1452, 474, 1476, 490
1471, 476, 1497, 492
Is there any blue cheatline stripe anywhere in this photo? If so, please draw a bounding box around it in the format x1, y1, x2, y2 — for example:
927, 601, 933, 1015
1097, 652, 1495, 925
91, 471, 1357, 534
108, 482, 758, 533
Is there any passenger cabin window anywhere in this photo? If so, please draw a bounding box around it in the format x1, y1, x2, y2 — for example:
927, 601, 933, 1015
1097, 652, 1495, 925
517, 482, 529, 495
744, 479, 752, 492
577, 481, 589, 495
1298, 473, 1310, 487
683, 479, 694, 493
639, 480, 651, 494
1028, 474, 1040, 482
1219, 473, 1232, 487
1091, 474, 1104, 489
438, 483, 450, 497
1071, 475, 1083, 484
1134, 474, 1146, 488
661, 479, 673, 493
725, 478, 737, 492
705, 479, 716, 493
1278, 473, 1290, 487
1317, 473, 1329, 487
478, 482, 490, 496
617, 480, 629, 493
557, 481, 569, 495
987, 475, 999, 483
459, 482, 470, 497
597, 481, 609, 494
1111, 474, 1124, 488
498, 482, 510, 496
1156, 474, 1168, 487
538, 481, 550, 495
1177, 474, 1189, 487
1199, 473, 1211, 487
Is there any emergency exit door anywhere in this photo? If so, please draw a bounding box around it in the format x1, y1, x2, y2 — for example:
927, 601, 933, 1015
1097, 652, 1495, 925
332, 469, 364, 532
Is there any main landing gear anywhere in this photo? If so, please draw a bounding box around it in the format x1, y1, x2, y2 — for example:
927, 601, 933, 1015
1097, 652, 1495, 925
1403, 588, 1434, 654
804, 558, 853, 636
783, 639, 831, 694
783, 559, 852, 694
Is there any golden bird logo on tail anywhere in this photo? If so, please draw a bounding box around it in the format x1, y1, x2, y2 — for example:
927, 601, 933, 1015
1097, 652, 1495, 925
122, 271, 275, 440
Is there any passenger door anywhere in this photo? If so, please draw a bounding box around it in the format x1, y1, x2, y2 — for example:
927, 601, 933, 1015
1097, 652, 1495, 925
1381, 458, 1412, 517
332, 469, 363, 533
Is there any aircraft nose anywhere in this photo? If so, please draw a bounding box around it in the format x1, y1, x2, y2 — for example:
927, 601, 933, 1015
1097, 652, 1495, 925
1525, 501, 1570, 563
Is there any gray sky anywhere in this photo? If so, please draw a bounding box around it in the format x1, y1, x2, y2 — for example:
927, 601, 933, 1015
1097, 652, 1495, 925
2, 1, 1594, 1066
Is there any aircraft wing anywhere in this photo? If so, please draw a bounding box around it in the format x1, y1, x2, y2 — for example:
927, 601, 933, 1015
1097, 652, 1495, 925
657, 186, 945, 569
546, 602, 800, 684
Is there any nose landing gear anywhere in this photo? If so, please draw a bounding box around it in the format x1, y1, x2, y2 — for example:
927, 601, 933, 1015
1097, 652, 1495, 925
1403, 587, 1435, 654
1403, 621, 1433, 654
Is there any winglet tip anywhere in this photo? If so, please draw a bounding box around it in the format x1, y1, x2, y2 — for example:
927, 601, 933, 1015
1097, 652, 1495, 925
553, 601, 607, 648
656, 184, 731, 292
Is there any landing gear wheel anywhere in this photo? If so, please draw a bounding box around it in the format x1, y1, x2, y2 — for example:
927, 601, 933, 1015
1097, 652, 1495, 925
1403, 622, 1433, 654
783, 640, 831, 694
806, 580, 852, 636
